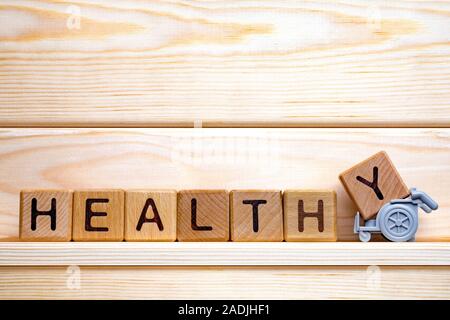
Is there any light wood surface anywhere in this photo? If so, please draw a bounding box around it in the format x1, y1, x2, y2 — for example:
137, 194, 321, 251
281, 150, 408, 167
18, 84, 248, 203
0, 128, 448, 241
0, 266, 449, 299
72, 190, 124, 241
125, 190, 177, 241
1, 242, 449, 266
1, 0, 449, 300
230, 190, 283, 241
340, 151, 410, 219
20, 190, 72, 241
177, 190, 229, 241
1, 0, 450, 127
284, 190, 337, 241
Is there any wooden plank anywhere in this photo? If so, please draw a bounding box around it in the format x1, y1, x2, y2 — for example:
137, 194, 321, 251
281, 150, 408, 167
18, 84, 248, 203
0, 128, 448, 241
1, 1, 450, 127
0, 243, 449, 266
0, 266, 449, 299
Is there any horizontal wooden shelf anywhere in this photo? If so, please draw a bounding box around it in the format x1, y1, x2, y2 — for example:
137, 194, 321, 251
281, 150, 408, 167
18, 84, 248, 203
0, 242, 449, 266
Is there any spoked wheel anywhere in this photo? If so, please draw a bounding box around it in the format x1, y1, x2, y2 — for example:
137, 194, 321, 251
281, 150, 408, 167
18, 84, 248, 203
379, 205, 418, 242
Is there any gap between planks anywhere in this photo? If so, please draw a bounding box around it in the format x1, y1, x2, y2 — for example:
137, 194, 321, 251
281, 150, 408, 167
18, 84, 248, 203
1, 124, 450, 128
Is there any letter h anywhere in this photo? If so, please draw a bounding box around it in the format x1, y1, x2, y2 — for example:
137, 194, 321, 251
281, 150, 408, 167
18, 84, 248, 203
298, 200, 324, 232
31, 197, 57, 231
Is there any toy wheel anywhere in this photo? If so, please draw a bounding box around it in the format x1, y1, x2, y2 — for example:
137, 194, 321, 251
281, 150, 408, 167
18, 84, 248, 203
379, 205, 418, 242
359, 231, 371, 242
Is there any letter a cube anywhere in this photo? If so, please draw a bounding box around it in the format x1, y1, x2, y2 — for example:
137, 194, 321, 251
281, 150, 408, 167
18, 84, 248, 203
125, 190, 177, 241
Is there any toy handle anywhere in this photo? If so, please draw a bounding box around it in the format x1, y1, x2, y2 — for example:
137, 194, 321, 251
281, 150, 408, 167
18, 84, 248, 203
419, 203, 432, 213
410, 188, 438, 211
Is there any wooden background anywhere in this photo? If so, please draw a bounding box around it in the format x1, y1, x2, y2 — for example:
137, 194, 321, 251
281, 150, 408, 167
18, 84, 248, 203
1, 0, 450, 127
0, 128, 448, 242
0, 0, 449, 299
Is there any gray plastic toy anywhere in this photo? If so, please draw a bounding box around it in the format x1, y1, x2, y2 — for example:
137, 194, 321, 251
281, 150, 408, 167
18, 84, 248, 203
354, 188, 438, 242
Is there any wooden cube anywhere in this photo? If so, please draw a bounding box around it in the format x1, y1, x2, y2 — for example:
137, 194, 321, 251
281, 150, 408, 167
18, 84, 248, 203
339, 151, 409, 220
125, 190, 176, 241
230, 190, 283, 241
72, 190, 124, 241
177, 190, 229, 241
20, 190, 73, 241
283, 190, 337, 241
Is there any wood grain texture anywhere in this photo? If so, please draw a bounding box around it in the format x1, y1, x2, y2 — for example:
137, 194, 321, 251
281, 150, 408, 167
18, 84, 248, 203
20, 190, 72, 241
0, 266, 449, 299
125, 190, 176, 241
230, 190, 283, 241
1, 0, 450, 127
283, 190, 337, 241
1, 243, 449, 266
177, 190, 229, 241
340, 151, 410, 219
0, 128, 448, 241
72, 190, 124, 241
